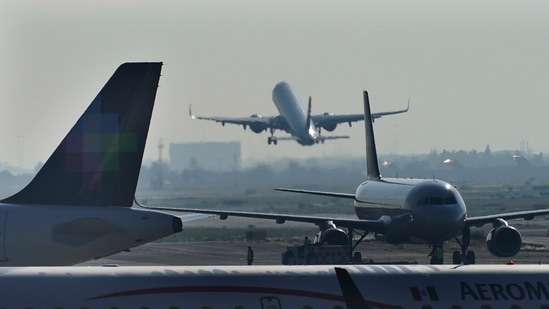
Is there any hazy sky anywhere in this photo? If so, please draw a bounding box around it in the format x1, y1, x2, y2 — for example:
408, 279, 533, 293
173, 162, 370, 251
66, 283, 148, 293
2, 0, 549, 169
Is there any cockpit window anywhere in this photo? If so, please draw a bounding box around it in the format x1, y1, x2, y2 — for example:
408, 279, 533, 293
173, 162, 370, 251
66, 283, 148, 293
417, 195, 458, 206
430, 197, 443, 205
444, 196, 457, 204
418, 197, 428, 205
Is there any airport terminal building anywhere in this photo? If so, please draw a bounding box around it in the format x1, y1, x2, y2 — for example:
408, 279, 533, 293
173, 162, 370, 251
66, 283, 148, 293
169, 141, 241, 172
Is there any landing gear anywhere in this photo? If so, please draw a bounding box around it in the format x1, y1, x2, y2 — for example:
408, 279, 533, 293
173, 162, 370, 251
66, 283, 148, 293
452, 250, 475, 264
453, 226, 476, 264
267, 129, 277, 145
345, 227, 368, 263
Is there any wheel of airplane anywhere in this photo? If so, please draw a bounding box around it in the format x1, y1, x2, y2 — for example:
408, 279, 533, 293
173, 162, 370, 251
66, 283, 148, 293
352, 251, 363, 263
267, 137, 272, 145
273, 140, 277, 145
466, 250, 476, 265
452, 251, 462, 264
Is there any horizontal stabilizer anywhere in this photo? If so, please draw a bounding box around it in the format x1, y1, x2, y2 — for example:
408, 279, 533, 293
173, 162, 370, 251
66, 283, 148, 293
318, 135, 350, 141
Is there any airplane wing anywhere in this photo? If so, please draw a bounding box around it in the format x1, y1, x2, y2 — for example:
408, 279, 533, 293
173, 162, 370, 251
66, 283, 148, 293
189, 105, 284, 130
275, 188, 356, 199
311, 101, 410, 128
465, 209, 549, 227
134, 199, 214, 223
139, 205, 388, 234
179, 213, 215, 222
275, 188, 549, 229
370, 101, 410, 120
273, 135, 350, 143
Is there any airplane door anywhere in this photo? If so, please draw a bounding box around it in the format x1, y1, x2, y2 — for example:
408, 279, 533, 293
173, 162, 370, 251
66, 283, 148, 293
260, 296, 281, 309
0, 213, 6, 261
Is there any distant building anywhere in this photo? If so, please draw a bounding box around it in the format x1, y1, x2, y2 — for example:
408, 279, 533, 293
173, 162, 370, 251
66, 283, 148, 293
169, 142, 241, 172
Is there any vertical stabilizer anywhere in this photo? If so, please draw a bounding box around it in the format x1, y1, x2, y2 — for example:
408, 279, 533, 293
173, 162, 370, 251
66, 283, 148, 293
363, 91, 381, 180
335, 267, 371, 309
305, 96, 312, 132
2, 62, 162, 207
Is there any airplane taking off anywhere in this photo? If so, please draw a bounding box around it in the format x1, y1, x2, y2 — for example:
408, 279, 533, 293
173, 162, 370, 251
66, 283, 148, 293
0, 62, 205, 266
189, 81, 409, 145
152, 90, 549, 264
2, 264, 549, 308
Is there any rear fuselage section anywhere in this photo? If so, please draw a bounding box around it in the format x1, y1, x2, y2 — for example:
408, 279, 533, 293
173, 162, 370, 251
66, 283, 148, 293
272, 81, 318, 145
0, 203, 181, 266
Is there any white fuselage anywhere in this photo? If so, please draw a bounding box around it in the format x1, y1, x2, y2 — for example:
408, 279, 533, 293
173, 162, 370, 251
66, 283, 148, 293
0, 204, 180, 266
272, 81, 318, 145
354, 177, 467, 243
1, 264, 548, 308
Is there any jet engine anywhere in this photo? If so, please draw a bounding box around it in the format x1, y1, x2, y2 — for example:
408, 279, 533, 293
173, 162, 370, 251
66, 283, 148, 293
321, 123, 337, 132
486, 224, 522, 257
248, 115, 268, 133
315, 227, 348, 245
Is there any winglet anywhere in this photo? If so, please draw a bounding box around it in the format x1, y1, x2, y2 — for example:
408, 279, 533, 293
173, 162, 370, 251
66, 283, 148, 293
364, 91, 381, 180
2, 62, 162, 207
188, 104, 196, 119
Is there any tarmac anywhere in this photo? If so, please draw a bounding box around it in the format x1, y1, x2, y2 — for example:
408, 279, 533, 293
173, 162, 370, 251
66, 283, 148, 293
80, 233, 549, 266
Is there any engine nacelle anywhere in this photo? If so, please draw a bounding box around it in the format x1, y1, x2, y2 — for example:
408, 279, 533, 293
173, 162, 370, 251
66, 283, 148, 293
486, 225, 522, 257
321, 123, 337, 132
315, 227, 348, 245
248, 122, 268, 133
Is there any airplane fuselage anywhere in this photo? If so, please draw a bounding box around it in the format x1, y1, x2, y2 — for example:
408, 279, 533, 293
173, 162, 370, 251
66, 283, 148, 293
2, 264, 549, 308
0, 204, 181, 266
355, 178, 467, 244
272, 81, 318, 145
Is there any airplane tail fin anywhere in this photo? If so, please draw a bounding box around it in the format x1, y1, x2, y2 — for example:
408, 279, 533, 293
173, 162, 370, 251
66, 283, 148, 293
2, 62, 163, 207
363, 91, 381, 180
305, 96, 312, 131
334, 267, 371, 309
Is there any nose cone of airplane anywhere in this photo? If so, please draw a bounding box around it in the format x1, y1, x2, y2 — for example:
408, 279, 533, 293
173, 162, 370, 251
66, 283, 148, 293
405, 180, 467, 242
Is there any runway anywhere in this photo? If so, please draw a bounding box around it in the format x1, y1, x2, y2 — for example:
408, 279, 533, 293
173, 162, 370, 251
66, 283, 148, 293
80, 233, 549, 266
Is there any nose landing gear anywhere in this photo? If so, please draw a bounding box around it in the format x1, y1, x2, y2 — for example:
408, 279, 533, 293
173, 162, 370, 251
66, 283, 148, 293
453, 226, 476, 264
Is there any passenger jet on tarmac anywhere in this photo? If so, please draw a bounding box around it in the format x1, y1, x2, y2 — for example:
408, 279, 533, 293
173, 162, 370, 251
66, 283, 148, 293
0, 62, 204, 266
151, 90, 549, 264
189, 81, 409, 145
